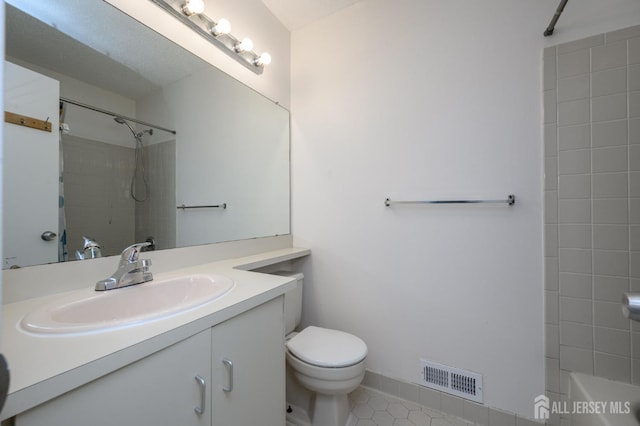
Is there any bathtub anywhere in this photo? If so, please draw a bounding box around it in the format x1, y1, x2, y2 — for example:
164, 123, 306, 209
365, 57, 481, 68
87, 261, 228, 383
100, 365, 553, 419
569, 372, 640, 426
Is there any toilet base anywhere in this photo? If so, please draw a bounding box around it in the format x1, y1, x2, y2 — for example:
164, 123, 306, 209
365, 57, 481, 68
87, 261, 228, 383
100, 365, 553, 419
310, 392, 353, 426
286, 363, 357, 426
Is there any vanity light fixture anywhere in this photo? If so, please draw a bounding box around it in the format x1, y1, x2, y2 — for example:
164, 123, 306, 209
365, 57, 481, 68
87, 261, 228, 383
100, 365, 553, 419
150, 0, 272, 75
182, 0, 205, 16
210, 18, 231, 36
234, 37, 254, 53
254, 53, 272, 66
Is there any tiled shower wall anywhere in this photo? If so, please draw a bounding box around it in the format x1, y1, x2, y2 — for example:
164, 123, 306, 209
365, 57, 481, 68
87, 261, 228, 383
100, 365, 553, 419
63, 136, 176, 257
135, 140, 176, 250
544, 24, 640, 425
63, 135, 136, 257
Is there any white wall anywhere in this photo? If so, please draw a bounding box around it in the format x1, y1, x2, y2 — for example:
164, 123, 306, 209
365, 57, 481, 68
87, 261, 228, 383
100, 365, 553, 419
290, 0, 640, 419
137, 67, 290, 247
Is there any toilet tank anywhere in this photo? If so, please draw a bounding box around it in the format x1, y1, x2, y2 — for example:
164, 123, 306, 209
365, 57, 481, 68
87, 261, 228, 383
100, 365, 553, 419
273, 272, 303, 335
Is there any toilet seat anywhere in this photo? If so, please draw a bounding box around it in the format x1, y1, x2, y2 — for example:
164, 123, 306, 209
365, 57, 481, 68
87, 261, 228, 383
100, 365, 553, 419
286, 326, 367, 368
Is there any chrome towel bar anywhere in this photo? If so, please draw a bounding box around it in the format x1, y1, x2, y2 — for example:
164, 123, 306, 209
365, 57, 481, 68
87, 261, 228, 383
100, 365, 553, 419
385, 195, 515, 207
177, 203, 227, 210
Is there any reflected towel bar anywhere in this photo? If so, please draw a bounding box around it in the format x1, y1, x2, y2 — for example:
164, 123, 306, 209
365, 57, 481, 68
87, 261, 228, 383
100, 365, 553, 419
177, 203, 227, 210
384, 195, 515, 207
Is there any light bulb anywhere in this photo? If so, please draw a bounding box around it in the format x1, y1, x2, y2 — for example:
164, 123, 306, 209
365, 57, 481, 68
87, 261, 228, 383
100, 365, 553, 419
254, 52, 272, 66
182, 0, 205, 16
235, 37, 254, 53
211, 18, 231, 36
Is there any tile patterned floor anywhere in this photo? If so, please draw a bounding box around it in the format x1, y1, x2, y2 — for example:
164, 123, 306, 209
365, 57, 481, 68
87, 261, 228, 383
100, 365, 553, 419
349, 387, 479, 426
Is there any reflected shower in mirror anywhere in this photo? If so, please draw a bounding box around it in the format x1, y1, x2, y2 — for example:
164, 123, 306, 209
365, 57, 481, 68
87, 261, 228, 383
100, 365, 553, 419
57, 100, 177, 261
112, 116, 153, 203
3, 0, 290, 269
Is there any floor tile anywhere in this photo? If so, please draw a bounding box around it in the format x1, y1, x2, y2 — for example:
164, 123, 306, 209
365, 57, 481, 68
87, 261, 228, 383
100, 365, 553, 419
349, 386, 479, 426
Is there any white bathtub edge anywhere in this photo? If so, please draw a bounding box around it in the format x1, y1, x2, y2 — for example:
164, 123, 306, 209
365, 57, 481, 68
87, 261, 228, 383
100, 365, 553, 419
569, 372, 640, 426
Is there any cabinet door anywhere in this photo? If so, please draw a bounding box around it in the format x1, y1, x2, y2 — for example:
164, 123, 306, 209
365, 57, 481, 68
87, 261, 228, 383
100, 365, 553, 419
211, 297, 285, 426
16, 330, 211, 426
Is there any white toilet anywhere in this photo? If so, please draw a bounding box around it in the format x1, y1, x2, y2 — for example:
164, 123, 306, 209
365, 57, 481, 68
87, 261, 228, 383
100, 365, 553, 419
278, 272, 367, 426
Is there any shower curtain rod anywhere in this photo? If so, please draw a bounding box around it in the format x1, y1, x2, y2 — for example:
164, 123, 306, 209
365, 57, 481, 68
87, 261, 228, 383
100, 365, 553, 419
60, 97, 177, 135
544, 0, 568, 37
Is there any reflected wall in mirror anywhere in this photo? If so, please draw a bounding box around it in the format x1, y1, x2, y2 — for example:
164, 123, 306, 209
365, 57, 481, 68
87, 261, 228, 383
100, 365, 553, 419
3, 0, 290, 269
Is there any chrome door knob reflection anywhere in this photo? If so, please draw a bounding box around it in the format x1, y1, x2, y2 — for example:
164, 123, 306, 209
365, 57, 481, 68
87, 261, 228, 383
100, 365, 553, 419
41, 231, 57, 241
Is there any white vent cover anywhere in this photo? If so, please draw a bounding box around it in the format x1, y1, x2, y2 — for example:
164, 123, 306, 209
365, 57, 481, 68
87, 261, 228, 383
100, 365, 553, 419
418, 359, 483, 403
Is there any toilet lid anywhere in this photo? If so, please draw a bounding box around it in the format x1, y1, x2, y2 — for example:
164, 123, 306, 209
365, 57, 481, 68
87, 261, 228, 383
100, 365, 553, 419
286, 326, 367, 368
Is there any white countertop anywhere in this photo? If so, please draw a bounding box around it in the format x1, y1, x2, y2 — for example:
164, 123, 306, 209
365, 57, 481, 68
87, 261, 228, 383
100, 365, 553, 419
1, 247, 309, 420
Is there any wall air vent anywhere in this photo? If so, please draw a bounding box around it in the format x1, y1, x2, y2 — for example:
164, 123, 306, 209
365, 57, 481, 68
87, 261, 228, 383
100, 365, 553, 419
419, 359, 483, 403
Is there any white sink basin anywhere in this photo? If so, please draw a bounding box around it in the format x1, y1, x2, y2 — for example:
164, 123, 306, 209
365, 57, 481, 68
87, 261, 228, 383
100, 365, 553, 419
20, 274, 235, 335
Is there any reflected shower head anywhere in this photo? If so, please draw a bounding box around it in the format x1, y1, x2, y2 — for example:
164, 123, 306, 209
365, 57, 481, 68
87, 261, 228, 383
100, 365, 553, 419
114, 116, 137, 137
114, 116, 153, 138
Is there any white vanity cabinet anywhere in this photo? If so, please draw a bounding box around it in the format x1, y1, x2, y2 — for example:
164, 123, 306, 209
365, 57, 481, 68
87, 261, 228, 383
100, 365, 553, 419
15, 329, 212, 426
210, 296, 285, 426
13, 297, 285, 426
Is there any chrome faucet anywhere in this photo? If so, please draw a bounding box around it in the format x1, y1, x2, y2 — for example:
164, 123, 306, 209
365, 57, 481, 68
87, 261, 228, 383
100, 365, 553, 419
95, 242, 153, 291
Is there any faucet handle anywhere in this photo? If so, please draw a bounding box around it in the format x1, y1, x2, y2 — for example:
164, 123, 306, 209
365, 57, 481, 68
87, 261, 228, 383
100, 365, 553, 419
119, 242, 151, 265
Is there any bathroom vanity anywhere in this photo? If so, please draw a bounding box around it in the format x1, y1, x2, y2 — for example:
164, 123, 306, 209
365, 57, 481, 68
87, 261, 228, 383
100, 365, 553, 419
1, 247, 309, 425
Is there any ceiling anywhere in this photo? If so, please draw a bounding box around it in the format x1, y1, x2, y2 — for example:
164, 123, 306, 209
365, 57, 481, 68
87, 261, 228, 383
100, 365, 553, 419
5, 1, 208, 101
261, 0, 361, 31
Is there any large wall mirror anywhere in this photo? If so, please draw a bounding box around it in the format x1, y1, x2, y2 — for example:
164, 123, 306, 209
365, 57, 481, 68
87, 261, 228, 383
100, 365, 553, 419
3, 0, 290, 269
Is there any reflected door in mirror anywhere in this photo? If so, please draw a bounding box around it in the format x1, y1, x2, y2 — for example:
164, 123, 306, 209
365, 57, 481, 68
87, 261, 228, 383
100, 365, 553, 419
3, 61, 60, 268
